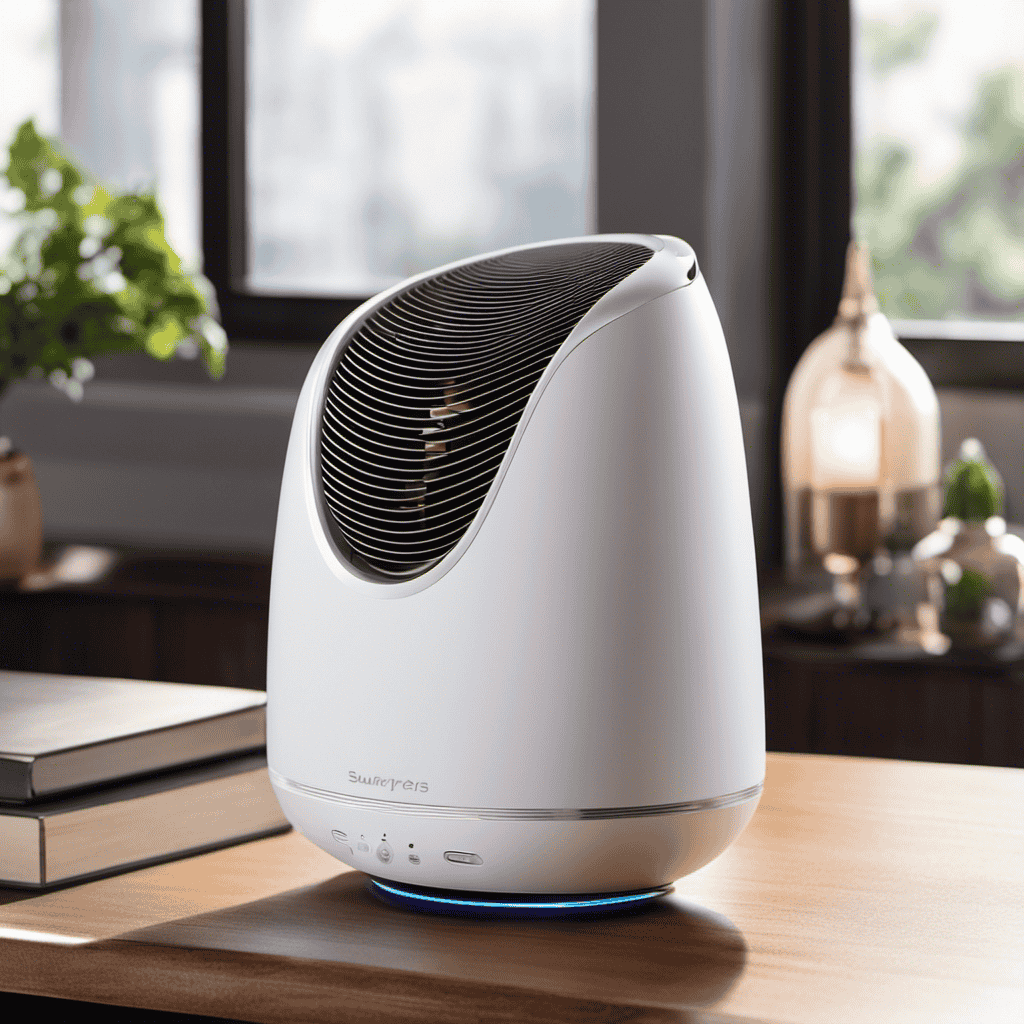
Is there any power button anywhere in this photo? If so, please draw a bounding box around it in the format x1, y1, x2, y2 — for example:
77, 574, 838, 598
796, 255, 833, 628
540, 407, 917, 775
376, 842, 393, 865
444, 850, 482, 865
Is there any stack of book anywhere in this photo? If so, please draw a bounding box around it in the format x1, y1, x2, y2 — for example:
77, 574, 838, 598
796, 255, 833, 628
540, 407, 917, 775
0, 670, 289, 888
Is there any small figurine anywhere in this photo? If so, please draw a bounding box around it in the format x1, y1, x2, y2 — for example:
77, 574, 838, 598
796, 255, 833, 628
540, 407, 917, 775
912, 439, 1024, 651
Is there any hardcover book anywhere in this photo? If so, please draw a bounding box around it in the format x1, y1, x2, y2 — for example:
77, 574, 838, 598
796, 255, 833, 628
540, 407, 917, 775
0, 671, 267, 802
0, 753, 289, 888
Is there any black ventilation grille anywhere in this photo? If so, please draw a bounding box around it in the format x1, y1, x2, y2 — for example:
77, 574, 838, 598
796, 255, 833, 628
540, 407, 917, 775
319, 240, 654, 579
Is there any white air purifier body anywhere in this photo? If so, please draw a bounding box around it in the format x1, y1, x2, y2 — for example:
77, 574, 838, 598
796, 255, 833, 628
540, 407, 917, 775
268, 234, 764, 896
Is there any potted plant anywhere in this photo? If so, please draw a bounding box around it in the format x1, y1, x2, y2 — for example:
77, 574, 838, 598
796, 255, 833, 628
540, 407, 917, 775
0, 119, 227, 579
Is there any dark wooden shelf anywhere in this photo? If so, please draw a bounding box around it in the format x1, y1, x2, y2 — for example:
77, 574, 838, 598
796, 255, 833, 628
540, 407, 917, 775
763, 626, 1024, 769
10, 544, 272, 602
0, 545, 271, 690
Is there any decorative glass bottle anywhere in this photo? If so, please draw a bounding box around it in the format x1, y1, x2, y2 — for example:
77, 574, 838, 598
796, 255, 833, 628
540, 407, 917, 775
781, 242, 941, 620
913, 440, 1024, 651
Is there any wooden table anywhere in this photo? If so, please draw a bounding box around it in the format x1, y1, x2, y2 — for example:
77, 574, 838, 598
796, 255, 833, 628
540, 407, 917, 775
1, 753, 1021, 1024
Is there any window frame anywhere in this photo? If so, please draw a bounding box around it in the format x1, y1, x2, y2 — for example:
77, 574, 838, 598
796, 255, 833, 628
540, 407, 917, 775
201, 0, 366, 342
203, 0, 1024, 372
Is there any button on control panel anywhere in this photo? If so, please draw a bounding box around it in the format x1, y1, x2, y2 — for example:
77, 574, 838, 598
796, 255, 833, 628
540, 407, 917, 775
376, 842, 393, 864
444, 851, 482, 865
357, 841, 370, 853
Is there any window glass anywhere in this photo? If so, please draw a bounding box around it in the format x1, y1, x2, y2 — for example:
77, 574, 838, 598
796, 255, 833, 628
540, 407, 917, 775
247, 0, 594, 297
0, 0, 200, 271
0, 0, 59, 257
852, 0, 1024, 323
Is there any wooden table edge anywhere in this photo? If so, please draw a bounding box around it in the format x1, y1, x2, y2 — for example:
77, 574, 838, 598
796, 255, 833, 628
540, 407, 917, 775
0, 935, 736, 1024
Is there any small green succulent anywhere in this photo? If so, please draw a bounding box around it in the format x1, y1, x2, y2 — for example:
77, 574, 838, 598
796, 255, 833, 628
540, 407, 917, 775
0, 119, 226, 402
942, 439, 1003, 522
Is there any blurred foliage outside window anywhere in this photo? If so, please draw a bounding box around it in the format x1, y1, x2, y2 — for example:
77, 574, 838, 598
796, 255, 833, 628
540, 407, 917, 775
853, 0, 1024, 324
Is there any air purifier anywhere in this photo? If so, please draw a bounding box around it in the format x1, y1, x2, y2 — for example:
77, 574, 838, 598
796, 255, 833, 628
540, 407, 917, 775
267, 234, 764, 911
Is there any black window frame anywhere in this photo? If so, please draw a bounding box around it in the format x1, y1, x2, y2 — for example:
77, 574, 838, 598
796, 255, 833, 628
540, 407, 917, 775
200, 0, 714, 347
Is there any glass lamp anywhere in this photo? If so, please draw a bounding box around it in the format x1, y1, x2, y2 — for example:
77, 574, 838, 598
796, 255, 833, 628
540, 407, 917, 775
781, 242, 940, 621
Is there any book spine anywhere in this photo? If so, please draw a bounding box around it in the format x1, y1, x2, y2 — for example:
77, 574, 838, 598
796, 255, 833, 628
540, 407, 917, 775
0, 756, 35, 803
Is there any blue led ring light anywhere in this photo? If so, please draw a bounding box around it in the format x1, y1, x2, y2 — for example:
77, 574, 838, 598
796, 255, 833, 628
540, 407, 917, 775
369, 878, 673, 918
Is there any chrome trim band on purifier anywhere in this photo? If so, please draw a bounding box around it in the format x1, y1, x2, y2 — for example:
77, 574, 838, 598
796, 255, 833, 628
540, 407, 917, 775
270, 770, 763, 821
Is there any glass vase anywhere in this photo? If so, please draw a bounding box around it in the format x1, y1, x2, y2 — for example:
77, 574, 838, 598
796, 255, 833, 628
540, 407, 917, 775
781, 242, 940, 625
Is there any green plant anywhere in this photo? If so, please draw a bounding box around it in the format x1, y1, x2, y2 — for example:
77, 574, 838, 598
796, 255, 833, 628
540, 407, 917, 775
942, 438, 1004, 522
0, 119, 226, 402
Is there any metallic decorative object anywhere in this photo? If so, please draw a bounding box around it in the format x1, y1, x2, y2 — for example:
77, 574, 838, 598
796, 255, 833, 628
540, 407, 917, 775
0, 438, 43, 582
912, 440, 1024, 652
781, 241, 941, 630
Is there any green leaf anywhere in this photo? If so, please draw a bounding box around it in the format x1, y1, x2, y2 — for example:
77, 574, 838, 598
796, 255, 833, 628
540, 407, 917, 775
1, 118, 228, 390
145, 316, 187, 360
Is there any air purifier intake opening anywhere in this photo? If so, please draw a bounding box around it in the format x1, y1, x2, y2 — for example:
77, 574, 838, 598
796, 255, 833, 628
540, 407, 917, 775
319, 240, 654, 581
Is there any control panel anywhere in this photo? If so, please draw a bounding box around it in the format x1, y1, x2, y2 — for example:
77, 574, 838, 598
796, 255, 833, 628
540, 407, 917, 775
329, 827, 484, 871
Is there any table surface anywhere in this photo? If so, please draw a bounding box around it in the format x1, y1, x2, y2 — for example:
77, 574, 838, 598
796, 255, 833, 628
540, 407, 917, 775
1, 752, 1021, 1024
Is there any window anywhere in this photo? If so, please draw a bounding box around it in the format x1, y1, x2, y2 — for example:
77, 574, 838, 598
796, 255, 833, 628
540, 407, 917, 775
846, 0, 1024, 387
775, 0, 1024, 404
246, 0, 593, 297
1, 0, 593, 343
0, 0, 201, 271
0, 1, 59, 261
204, 0, 595, 341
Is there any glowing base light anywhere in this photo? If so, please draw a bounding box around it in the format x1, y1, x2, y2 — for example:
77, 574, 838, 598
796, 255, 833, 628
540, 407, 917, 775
368, 878, 673, 918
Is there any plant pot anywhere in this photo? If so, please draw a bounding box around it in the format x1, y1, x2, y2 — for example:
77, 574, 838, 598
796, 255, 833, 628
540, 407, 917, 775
912, 516, 1024, 651
0, 444, 43, 582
